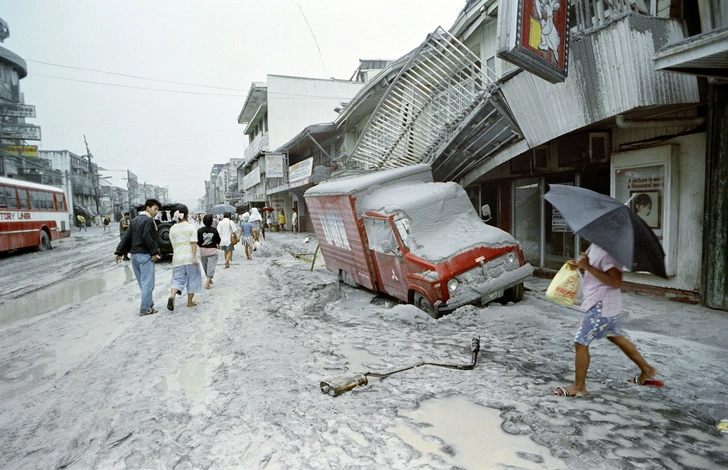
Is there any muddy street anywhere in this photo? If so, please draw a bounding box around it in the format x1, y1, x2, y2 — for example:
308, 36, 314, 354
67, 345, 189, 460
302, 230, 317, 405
1, 227, 727, 469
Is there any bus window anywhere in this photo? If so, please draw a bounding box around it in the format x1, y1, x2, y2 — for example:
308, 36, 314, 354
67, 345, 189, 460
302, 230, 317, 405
0, 185, 6, 207
44, 192, 54, 210
18, 189, 30, 209
29, 190, 41, 209
56, 194, 66, 211
5, 186, 18, 208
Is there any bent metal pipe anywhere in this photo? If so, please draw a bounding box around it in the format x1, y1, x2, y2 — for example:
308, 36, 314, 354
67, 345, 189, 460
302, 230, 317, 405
320, 337, 480, 397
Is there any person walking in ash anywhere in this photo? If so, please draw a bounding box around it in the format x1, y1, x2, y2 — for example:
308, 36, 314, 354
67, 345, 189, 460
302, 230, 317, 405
114, 199, 162, 316
77, 214, 87, 232
240, 214, 254, 260
277, 210, 286, 232
119, 212, 131, 261
291, 209, 298, 235
197, 214, 221, 289
103, 215, 110, 232
166, 205, 202, 311
249, 207, 263, 247
217, 212, 238, 269
554, 244, 658, 397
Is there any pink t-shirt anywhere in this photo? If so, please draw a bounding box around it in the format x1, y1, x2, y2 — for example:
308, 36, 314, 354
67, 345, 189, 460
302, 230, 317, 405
580, 244, 623, 317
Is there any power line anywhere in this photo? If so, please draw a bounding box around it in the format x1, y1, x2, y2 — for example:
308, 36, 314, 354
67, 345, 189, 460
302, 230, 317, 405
27, 59, 247, 91
31, 74, 246, 97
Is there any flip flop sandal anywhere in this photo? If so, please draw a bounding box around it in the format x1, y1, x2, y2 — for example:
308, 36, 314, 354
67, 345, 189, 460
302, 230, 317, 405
554, 387, 586, 397
167, 298, 175, 311
187, 301, 198, 308
628, 377, 664, 387
139, 308, 158, 317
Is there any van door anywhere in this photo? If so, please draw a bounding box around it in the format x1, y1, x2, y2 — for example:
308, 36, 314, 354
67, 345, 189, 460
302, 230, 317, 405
364, 216, 407, 301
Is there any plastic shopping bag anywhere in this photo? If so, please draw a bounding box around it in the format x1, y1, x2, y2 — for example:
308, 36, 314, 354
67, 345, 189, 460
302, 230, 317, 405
546, 262, 580, 306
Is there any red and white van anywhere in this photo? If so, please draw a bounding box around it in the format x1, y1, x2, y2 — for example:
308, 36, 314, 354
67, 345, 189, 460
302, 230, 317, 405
304, 164, 533, 318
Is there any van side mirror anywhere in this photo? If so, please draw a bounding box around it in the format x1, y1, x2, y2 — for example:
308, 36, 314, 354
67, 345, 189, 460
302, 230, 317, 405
481, 204, 492, 222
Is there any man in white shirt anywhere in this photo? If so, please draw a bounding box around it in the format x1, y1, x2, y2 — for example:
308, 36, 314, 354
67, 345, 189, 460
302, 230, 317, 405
167, 205, 202, 311
217, 212, 238, 268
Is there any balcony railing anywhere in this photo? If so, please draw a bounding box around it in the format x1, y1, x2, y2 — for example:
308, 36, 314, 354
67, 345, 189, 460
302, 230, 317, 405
244, 133, 269, 161
571, 0, 642, 34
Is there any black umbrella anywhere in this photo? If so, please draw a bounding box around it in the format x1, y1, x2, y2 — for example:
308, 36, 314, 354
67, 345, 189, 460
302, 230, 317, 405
208, 204, 236, 215
544, 184, 667, 278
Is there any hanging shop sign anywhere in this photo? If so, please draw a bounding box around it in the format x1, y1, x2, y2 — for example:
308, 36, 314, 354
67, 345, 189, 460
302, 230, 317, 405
265, 153, 284, 178
497, 0, 570, 83
0, 103, 36, 118
1, 123, 42, 140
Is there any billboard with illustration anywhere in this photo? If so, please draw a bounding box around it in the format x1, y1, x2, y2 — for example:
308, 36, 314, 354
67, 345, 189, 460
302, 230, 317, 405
497, 0, 570, 83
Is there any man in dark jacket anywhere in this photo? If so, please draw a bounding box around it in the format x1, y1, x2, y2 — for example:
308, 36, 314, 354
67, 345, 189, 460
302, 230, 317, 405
115, 199, 162, 316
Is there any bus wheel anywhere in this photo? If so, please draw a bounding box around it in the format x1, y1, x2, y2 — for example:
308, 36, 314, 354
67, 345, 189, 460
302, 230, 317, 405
413, 292, 441, 319
38, 231, 52, 251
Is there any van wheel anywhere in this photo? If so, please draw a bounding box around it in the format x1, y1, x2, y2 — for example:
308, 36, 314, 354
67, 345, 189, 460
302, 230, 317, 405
500, 282, 525, 304
414, 292, 441, 319
340, 270, 358, 288
36, 231, 51, 252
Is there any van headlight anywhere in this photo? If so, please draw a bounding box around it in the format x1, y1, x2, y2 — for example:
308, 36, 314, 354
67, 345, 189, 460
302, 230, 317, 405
447, 278, 459, 292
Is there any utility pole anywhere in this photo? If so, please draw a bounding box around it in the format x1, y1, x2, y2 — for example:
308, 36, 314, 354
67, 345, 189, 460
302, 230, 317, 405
84, 135, 101, 217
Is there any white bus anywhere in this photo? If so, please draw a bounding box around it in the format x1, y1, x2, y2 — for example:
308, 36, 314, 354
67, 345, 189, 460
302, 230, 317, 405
0, 176, 70, 253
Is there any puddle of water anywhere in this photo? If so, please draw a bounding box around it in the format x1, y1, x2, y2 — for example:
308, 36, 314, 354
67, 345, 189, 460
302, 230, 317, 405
338, 343, 382, 373
165, 354, 221, 415
391, 395, 566, 469
0, 266, 135, 325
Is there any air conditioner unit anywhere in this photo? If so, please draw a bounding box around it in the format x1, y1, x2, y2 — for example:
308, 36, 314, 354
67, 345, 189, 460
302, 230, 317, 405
589, 132, 610, 163
557, 132, 611, 167
532, 145, 551, 171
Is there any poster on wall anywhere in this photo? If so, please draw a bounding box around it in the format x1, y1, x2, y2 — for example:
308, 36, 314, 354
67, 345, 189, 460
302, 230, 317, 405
613, 165, 665, 239
497, 0, 570, 83
611, 145, 678, 277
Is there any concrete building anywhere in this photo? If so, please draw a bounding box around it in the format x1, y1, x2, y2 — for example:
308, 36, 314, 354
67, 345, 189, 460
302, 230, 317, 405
39, 149, 100, 222
0, 18, 49, 188
236, 75, 365, 224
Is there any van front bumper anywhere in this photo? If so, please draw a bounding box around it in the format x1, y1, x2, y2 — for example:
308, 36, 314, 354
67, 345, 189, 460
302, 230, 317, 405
437, 262, 534, 312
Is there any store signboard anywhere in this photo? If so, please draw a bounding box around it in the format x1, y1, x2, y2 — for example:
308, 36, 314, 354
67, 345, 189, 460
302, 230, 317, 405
1, 144, 38, 157
497, 0, 570, 83
1, 123, 42, 140
0, 104, 36, 117
289, 157, 313, 183
265, 153, 284, 178
551, 208, 570, 232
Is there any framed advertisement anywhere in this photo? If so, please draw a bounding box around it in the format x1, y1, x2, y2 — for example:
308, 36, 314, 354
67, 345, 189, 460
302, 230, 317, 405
611, 145, 678, 276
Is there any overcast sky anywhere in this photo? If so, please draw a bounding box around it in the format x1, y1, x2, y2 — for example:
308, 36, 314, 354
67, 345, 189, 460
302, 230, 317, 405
2, 0, 463, 208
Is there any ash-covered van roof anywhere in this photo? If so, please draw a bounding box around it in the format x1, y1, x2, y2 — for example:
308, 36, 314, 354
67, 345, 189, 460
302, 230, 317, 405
359, 180, 517, 261
304, 164, 433, 197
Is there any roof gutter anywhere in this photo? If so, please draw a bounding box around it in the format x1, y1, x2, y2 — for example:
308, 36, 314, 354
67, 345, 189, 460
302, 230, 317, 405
615, 114, 705, 128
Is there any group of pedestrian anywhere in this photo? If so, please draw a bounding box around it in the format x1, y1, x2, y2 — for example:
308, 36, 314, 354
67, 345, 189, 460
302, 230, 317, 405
113, 204, 271, 317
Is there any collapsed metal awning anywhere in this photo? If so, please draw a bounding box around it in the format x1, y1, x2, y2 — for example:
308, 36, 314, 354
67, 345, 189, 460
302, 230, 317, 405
349, 27, 494, 170
348, 26, 523, 182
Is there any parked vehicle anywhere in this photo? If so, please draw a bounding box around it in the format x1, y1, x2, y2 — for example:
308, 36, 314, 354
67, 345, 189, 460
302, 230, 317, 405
304, 164, 533, 318
0, 176, 70, 253
130, 202, 185, 257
